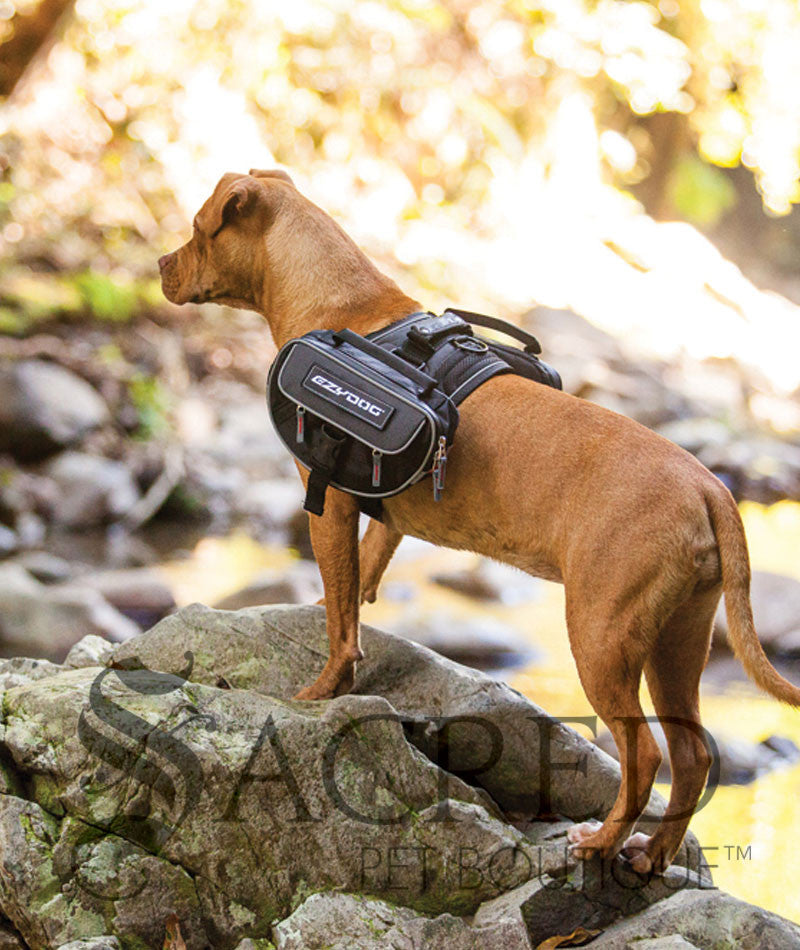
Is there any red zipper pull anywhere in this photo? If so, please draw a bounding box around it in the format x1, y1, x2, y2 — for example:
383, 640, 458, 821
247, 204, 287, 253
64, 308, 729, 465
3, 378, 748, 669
372, 449, 382, 487
296, 405, 306, 443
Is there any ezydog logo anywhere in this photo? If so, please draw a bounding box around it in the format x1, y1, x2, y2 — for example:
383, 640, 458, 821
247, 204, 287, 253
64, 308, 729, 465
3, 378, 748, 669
303, 365, 394, 429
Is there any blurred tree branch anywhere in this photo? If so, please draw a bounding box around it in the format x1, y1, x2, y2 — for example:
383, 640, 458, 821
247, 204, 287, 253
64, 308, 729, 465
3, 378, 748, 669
0, 0, 76, 98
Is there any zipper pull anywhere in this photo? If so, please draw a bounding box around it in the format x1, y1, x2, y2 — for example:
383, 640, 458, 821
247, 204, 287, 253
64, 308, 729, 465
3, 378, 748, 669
296, 405, 306, 443
432, 436, 447, 501
372, 449, 383, 487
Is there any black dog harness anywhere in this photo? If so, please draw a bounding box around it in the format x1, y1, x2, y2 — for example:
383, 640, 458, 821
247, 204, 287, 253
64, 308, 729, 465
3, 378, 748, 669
267, 308, 561, 519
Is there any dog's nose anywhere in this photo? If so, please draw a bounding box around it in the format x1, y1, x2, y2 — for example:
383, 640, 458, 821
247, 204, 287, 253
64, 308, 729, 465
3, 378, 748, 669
158, 254, 171, 273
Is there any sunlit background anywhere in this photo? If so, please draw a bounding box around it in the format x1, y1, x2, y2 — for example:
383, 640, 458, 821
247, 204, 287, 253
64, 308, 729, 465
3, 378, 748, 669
2, 0, 800, 926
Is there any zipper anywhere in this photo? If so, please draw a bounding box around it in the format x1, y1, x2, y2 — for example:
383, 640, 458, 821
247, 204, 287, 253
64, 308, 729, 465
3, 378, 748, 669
372, 449, 382, 487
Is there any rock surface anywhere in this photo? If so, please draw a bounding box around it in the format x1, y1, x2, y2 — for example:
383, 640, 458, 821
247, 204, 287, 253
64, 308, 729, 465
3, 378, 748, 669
79, 568, 176, 629
214, 562, 322, 611
0, 360, 110, 462
0, 563, 138, 660
715, 570, 800, 657
44, 452, 140, 527
389, 609, 537, 670
0, 604, 796, 949
593, 721, 800, 786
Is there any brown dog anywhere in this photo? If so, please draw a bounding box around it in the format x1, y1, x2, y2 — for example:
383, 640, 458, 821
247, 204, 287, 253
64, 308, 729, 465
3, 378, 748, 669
159, 169, 800, 876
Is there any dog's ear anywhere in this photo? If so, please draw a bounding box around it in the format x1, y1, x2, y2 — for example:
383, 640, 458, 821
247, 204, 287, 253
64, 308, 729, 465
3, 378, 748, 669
249, 168, 295, 187
209, 179, 260, 237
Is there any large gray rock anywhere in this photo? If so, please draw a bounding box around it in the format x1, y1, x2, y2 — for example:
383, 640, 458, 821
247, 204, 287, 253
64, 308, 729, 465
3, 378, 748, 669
0, 659, 534, 946
56, 939, 121, 950
214, 562, 322, 611
45, 452, 140, 527
79, 568, 176, 628
0, 525, 17, 559
591, 888, 800, 949
0, 360, 110, 461
0, 604, 794, 949
0, 563, 138, 660
430, 558, 544, 605
715, 570, 800, 656
593, 721, 800, 786
110, 604, 701, 867
273, 893, 485, 949
388, 609, 536, 670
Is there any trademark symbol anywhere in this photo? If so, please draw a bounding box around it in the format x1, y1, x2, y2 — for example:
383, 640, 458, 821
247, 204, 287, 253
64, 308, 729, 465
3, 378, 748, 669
723, 844, 752, 861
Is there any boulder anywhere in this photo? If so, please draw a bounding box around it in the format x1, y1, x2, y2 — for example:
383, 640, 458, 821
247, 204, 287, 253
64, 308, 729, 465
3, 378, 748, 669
714, 570, 800, 657
0, 655, 62, 690
389, 609, 537, 671
430, 558, 544, 605
593, 722, 800, 786
232, 478, 306, 533
0, 669, 531, 946
0, 360, 110, 461
0, 525, 17, 559
214, 562, 322, 611
0, 563, 138, 661
56, 940, 121, 950
272, 893, 486, 950
0, 604, 794, 949
79, 568, 176, 628
110, 605, 703, 869
590, 888, 800, 949
63, 634, 115, 670
14, 551, 73, 584
45, 453, 140, 527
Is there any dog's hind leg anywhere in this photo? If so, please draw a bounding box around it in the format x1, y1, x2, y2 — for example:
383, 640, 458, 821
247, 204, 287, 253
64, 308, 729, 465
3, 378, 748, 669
359, 519, 403, 604
566, 607, 663, 862
622, 587, 718, 874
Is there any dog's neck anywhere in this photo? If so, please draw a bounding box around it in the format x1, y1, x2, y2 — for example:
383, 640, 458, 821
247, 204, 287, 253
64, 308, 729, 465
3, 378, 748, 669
261, 287, 421, 348
255, 204, 423, 347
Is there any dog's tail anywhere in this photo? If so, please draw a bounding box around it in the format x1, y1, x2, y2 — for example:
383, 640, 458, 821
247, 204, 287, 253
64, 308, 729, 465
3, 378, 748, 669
706, 485, 800, 706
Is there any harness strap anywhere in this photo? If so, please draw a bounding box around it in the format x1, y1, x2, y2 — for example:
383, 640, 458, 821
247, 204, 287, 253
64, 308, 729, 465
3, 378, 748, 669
443, 308, 542, 354
303, 425, 347, 516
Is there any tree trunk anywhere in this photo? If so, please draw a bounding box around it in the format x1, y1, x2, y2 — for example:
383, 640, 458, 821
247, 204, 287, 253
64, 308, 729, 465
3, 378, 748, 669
0, 0, 76, 98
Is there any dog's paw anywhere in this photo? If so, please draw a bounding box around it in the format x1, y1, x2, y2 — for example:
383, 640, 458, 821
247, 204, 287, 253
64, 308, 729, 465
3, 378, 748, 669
293, 682, 333, 701
293, 664, 355, 701
620, 832, 654, 874
566, 819, 603, 858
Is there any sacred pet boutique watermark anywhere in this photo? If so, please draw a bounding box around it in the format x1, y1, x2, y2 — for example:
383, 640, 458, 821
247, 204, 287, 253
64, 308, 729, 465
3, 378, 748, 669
74, 654, 731, 901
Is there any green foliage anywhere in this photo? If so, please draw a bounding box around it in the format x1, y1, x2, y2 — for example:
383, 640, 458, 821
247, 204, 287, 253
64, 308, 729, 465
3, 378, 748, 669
0, 306, 26, 335
667, 156, 737, 227
0, 268, 155, 335
2, 0, 800, 319
71, 271, 139, 322
127, 372, 171, 439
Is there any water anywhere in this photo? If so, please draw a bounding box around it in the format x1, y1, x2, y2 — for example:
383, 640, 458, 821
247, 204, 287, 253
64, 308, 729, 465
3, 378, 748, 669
157, 500, 800, 921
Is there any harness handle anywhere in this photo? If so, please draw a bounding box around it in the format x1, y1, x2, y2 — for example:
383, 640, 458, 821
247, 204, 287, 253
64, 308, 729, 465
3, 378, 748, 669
443, 308, 542, 355
331, 328, 439, 394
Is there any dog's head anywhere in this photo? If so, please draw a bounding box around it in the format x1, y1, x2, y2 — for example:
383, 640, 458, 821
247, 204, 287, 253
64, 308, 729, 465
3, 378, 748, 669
158, 168, 295, 310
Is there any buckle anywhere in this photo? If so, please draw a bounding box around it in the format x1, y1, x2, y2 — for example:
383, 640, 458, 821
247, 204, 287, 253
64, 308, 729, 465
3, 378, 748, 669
406, 325, 437, 353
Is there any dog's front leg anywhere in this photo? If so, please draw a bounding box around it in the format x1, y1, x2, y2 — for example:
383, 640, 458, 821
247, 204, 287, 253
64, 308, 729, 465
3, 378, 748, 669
294, 486, 362, 701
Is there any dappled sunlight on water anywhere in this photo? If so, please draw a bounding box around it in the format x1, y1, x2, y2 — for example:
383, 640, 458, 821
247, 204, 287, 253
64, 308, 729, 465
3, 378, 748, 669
157, 500, 800, 921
